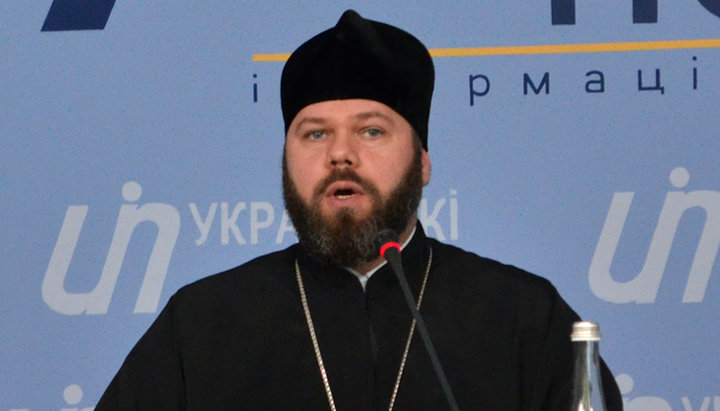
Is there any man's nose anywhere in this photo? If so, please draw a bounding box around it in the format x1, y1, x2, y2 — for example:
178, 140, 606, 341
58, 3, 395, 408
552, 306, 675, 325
327, 132, 359, 168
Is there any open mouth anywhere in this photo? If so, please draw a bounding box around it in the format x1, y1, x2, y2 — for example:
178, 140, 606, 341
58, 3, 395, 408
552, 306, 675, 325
334, 188, 356, 199
326, 181, 364, 200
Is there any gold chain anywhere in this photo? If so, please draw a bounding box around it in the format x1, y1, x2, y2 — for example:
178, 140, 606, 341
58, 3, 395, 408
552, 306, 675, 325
294, 247, 433, 411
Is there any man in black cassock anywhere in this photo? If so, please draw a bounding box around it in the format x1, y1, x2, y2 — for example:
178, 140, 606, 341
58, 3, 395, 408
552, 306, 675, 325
97, 10, 622, 410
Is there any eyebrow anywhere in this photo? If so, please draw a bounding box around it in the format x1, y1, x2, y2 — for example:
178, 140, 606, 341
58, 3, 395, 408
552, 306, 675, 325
292, 117, 327, 133
353, 111, 395, 124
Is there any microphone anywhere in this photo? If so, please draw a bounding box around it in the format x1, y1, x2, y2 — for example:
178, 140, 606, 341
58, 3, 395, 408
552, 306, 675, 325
374, 229, 460, 411
374, 229, 402, 262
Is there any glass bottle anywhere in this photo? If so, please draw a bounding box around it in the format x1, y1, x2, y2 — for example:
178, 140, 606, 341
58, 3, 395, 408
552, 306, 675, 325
570, 321, 607, 411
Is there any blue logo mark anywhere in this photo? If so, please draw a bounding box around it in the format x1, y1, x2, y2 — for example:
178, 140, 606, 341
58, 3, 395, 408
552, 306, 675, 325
552, 0, 719, 25
698, 0, 720, 17
42, 0, 117, 31
552, 0, 657, 24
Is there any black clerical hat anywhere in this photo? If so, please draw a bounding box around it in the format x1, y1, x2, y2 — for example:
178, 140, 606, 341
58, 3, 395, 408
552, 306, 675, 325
281, 10, 434, 150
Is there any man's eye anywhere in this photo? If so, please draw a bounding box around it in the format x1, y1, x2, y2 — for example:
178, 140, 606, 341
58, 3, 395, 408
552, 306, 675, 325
306, 130, 325, 139
363, 128, 383, 138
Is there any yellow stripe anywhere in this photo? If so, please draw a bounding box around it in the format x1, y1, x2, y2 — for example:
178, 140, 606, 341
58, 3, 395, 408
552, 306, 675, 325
253, 53, 292, 62
253, 38, 720, 61
430, 38, 720, 56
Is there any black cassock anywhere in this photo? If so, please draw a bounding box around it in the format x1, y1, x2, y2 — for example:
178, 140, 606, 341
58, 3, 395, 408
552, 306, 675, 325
97, 223, 622, 410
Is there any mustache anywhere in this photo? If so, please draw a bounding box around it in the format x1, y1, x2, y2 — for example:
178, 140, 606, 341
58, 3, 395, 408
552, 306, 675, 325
312, 169, 376, 198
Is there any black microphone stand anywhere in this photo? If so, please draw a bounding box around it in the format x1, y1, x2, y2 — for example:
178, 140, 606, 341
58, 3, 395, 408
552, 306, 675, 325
375, 230, 460, 411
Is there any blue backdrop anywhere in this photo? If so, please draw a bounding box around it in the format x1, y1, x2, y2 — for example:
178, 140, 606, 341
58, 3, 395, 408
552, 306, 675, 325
3, 1, 719, 409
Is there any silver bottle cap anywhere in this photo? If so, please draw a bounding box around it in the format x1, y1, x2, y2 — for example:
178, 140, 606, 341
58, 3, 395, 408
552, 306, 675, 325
571, 321, 601, 342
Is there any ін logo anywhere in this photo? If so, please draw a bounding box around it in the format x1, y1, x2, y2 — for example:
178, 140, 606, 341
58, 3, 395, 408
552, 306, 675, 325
42, 182, 180, 315
589, 167, 719, 303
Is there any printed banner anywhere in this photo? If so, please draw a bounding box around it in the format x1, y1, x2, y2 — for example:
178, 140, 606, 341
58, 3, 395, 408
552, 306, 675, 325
2, 2, 719, 409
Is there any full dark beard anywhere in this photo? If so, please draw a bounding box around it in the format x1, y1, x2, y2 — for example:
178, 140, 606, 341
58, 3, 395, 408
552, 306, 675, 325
282, 147, 423, 269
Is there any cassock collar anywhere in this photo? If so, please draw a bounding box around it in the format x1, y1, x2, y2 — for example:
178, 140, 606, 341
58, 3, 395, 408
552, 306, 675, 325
295, 222, 431, 291
346, 226, 416, 289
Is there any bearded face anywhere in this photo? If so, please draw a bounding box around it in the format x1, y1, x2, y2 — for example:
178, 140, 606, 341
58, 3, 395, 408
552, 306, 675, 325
283, 142, 424, 269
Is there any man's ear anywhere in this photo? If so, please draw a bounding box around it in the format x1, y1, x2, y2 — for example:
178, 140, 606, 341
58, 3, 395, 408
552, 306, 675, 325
421, 150, 431, 186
